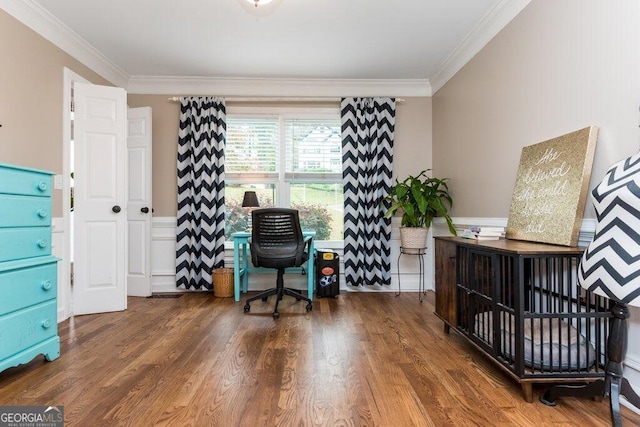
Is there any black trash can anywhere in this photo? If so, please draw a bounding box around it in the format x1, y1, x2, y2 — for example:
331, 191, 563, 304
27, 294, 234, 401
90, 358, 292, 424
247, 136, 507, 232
315, 250, 340, 298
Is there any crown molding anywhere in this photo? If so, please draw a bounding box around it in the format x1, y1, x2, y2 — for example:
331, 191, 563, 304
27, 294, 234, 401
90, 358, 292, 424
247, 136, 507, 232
2, 0, 526, 97
127, 76, 432, 97
0, 0, 129, 88
430, 0, 531, 94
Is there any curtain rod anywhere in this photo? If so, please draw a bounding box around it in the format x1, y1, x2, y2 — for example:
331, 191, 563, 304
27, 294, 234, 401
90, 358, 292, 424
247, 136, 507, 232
167, 96, 405, 103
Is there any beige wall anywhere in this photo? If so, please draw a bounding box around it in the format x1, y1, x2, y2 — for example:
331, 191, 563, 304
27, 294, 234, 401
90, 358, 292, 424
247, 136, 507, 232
126, 95, 432, 217
433, 0, 640, 219
394, 97, 433, 180
0, 10, 112, 215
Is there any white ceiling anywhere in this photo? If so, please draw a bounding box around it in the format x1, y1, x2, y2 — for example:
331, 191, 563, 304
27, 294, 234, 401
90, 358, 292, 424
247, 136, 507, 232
4, 0, 530, 95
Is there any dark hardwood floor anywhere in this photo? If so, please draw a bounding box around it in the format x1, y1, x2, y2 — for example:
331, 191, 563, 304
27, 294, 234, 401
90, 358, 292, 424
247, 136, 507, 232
1, 291, 639, 426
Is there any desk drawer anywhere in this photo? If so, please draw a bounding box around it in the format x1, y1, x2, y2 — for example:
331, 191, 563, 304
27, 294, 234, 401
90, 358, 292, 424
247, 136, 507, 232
0, 300, 57, 360
0, 165, 52, 197
0, 195, 51, 227
0, 263, 57, 314
0, 227, 51, 262
0, 164, 53, 197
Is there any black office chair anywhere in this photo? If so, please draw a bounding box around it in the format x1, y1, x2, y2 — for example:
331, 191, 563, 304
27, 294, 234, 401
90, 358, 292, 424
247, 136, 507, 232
243, 208, 313, 319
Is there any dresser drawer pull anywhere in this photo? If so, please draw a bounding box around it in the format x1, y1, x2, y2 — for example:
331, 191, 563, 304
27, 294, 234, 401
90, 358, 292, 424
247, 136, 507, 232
41, 319, 52, 329
37, 182, 48, 192
37, 239, 48, 249
37, 209, 49, 218
41, 280, 52, 291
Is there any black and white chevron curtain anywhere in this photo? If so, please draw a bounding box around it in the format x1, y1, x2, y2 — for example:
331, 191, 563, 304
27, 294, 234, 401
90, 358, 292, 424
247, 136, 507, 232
341, 98, 396, 287
176, 97, 227, 290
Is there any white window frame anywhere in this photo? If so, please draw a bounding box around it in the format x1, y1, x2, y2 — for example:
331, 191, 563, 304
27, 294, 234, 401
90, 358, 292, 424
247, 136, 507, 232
225, 105, 343, 246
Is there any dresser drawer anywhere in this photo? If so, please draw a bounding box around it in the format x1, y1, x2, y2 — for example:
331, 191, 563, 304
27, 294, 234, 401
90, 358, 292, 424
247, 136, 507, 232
0, 227, 51, 262
0, 263, 57, 315
0, 164, 53, 197
0, 195, 52, 227
0, 300, 57, 361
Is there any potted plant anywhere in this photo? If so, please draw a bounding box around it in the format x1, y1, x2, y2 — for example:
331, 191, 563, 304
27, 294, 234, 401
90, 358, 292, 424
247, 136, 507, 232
382, 169, 457, 249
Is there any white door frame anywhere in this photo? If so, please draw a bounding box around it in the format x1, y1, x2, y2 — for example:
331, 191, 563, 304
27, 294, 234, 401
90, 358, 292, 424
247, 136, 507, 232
60, 67, 90, 321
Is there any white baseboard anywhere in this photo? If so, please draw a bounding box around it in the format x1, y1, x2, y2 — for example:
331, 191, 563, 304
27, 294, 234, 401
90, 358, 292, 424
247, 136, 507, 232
622, 357, 640, 414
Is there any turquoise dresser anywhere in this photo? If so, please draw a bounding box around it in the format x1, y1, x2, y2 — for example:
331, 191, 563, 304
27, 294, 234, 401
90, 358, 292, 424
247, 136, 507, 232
0, 163, 60, 373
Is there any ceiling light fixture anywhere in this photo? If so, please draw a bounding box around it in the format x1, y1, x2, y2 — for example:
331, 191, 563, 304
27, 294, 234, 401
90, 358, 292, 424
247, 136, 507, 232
246, 0, 274, 7
239, 0, 283, 16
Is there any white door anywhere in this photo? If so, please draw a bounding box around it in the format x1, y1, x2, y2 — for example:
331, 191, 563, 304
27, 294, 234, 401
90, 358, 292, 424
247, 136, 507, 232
127, 107, 153, 297
73, 82, 127, 315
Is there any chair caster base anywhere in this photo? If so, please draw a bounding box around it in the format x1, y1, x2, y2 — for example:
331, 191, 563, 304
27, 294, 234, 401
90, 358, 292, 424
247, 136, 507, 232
306, 303, 312, 312
273, 311, 280, 319
244, 304, 250, 312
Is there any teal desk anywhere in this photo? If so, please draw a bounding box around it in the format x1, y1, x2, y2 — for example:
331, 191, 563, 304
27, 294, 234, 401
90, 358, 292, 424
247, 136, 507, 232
231, 231, 316, 302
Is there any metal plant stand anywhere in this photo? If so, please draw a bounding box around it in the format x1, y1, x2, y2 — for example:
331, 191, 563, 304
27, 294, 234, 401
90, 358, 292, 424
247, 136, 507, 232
396, 246, 427, 302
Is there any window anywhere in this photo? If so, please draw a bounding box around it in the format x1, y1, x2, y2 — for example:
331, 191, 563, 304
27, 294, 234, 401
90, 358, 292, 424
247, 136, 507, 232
225, 107, 343, 241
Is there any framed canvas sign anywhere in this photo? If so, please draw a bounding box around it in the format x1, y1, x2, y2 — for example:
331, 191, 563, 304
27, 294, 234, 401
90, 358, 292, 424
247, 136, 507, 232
506, 126, 598, 246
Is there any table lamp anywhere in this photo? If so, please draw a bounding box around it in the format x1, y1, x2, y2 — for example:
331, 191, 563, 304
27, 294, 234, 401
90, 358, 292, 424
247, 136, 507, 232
241, 191, 260, 209
242, 191, 259, 231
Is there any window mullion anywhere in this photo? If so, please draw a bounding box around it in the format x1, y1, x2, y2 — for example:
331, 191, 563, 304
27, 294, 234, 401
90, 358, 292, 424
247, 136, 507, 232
278, 114, 290, 207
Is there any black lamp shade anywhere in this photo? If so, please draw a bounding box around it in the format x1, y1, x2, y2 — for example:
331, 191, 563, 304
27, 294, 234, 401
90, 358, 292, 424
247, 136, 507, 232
241, 191, 260, 208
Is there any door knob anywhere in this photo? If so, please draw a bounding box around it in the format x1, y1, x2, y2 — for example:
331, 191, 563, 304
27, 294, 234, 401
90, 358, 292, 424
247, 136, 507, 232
140, 207, 149, 213
112, 205, 121, 213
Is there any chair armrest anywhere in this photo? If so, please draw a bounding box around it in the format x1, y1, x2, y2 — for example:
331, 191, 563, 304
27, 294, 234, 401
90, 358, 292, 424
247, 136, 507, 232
303, 235, 312, 252
295, 235, 312, 266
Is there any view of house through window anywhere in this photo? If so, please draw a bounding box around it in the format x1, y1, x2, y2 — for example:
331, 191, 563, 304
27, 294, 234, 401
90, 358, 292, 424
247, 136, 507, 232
224, 108, 343, 241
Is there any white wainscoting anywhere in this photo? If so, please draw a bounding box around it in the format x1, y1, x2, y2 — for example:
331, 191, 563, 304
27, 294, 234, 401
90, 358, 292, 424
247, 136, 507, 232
52, 217, 69, 322
152, 217, 434, 296
150, 217, 180, 293
151, 216, 601, 295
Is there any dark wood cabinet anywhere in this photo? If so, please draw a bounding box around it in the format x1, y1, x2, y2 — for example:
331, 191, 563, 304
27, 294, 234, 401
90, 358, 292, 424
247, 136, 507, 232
434, 238, 457, 332
434, 236, 611, 402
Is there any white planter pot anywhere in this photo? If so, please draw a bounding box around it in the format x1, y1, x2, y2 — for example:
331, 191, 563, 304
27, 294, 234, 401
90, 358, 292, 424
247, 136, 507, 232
399, 227, 429, 250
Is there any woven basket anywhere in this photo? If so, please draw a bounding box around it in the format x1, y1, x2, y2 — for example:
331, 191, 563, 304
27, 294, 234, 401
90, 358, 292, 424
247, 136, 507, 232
212, 268, 234, 298
399, 227, 429, 250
